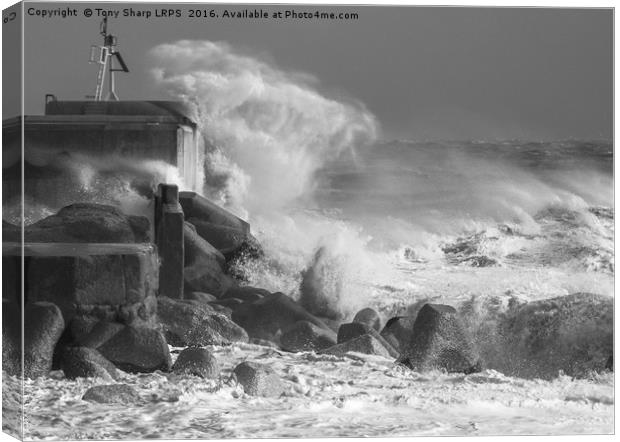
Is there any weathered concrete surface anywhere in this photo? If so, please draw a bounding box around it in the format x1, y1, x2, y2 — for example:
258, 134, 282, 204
18, 243, 158, 326
155, 184, 184, 299
4, 203, 150, 244
179, 191, 249, 232
183, 221, 231, 297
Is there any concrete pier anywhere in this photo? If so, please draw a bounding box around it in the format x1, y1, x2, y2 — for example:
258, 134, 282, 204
155, 184, 184, 299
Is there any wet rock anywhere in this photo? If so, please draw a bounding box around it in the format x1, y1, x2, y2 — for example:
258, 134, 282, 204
188, 218, 249, 258
69, 315, 99, 341
498, 292, 613, 379
24, 302, 65, 379
337, 323, 399, 358
75, 321, 125, 349
399, 304, 481, 374
98, 326, 171, 373
26, 246, 159, 325
83, 384, 140, 405
233, 361, 284, 397
322, 334, 392, 358
158, 296, 248, 346
184, 221, 232, 297
179, 191, 249, 231
60, 347, 119, 380
298, 246, 343, 320
186, 292, 218, 304
280, 321, 337, 352
22, 203, 150, 243
172, 347, 220, 379
353, 308, 382, 331
232, 292, 332, 341
210, 298, 244, 311
380, 316, 416, 352
2, 300, 22, 377
222, 286, 270, 303
606, 355, 613, 371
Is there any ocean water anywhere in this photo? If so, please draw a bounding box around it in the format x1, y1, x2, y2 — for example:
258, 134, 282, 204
4, 138, 613, 440
3, 40, 614, 438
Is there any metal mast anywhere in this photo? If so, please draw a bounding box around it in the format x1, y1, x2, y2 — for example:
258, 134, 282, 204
89, 17, 129, 101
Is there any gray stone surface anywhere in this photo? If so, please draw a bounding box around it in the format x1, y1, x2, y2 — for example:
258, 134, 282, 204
83, 384, 140, 405
280, 320, 337, 353
173, 347, 220, 379
158, 296, 248, 346
399, 304, 480, 374
24, 302, 65, 379
233, 361, 285, 397
98, 326, 171, 373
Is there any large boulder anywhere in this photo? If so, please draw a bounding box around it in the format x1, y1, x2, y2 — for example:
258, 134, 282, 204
322, 334, 393, 358
172, 347, 220, 379
60, 347, 119, 381
380, 316, 416, 353
188, 218, 249, 258
186, 292, 218, 304
233, 361, 285, 397
497, 292, 613, 379
18, 203, 149, 243
184, 221, 232, 297
353, 308, 382, 331
24, 302, 65, 379
337, 323, 399, 358
26, 246, 159, 326
74, 320, 125, 349
83, 384, 140, 405
222, 286, 270, 303
2, 300, 22, 377
231, 292, 332, 341
399, 304, 481, 374
280, 321, 337, 353
98, 326, 171, 373
157, 296, 248, 346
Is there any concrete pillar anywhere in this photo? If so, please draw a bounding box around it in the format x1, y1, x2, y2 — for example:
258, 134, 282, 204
155, 184, 184, 299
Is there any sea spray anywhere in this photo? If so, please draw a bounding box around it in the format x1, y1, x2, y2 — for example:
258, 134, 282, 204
149, 39, 378, 215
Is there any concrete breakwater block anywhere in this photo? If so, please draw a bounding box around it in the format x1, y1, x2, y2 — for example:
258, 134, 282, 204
97, 326, 172, 373
233, 361, 285, 397
184, 222, 232, 297
380, 316, 416, 353
187, 218, 250, 258
497, 292, 613, 379
4, 203, 150, 244
337, 323, 399, 358
322, 334, 393, 358
173, 347, 220, 379
179, 191, 250, 232
399, 304, 481, 374
353, 308, 382, 331
24, 302, 65, 379
280, 320, 337, 353
59, 346, 119, 381
12, 242, 159, 326
157, 296, 248, 346
82, 384, 141, 405
231, 292, 332, 341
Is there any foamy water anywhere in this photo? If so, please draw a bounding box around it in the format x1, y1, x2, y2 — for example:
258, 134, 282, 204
6, 343, 613, 440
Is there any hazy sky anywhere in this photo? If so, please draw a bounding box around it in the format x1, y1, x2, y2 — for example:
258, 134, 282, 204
14, 3, 614, 140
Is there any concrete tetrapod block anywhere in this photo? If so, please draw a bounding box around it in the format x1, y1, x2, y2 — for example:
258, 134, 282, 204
233, 361, 285, 397
24, 302, 65, 379
280, 320, 337, 353
399, 304, 481, 374
231, 292, 332, 341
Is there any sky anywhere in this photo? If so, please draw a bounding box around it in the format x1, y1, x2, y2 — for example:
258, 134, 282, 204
7, 2, 614, 141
